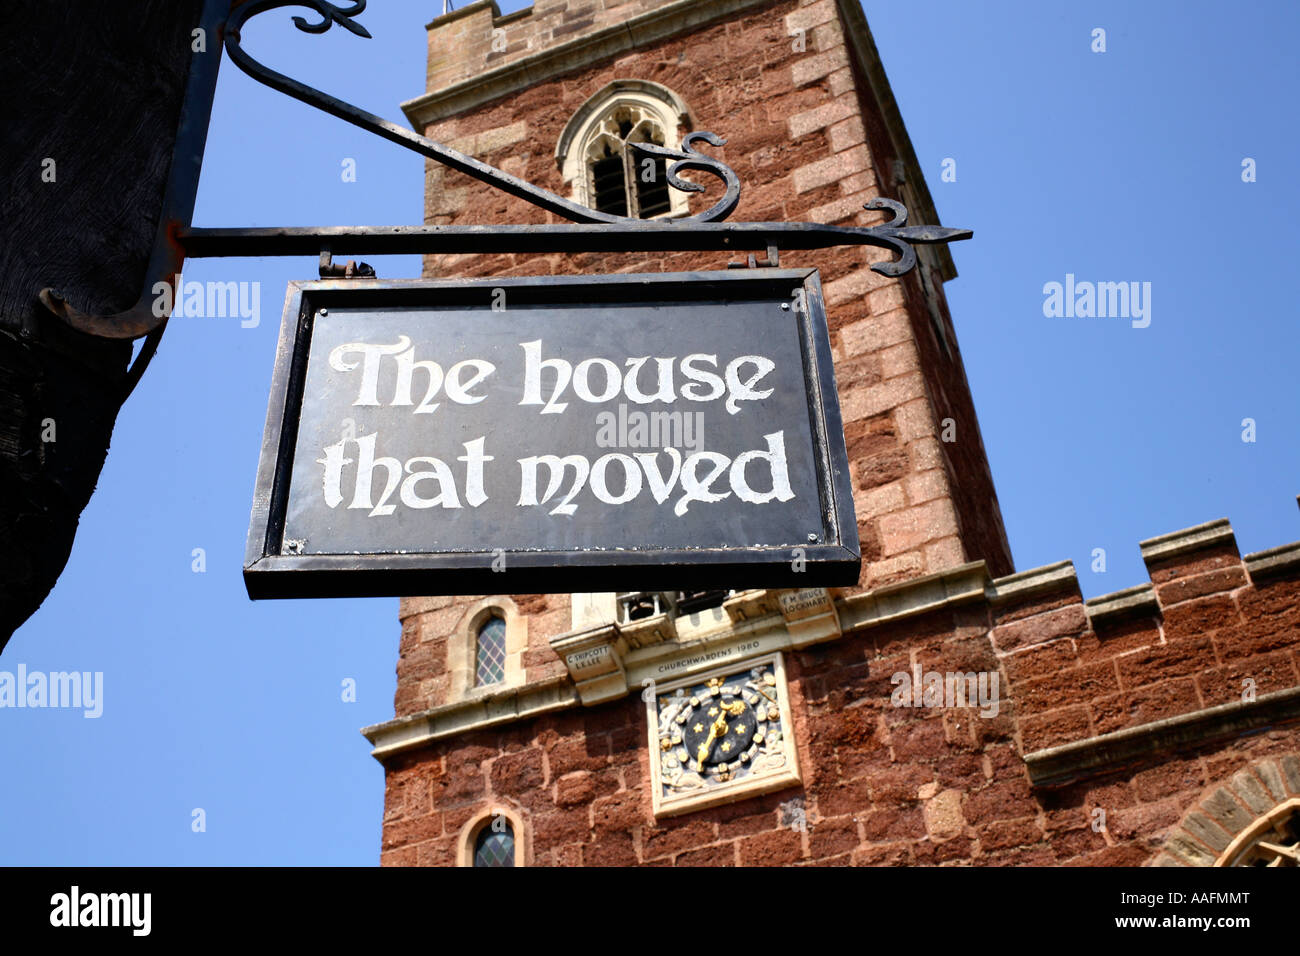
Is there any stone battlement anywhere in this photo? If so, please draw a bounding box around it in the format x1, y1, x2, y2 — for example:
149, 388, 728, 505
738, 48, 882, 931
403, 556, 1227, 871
995, 515, 1300, 778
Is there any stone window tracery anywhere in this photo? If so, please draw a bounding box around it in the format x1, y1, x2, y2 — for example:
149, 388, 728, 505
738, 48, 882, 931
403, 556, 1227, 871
1216, 797, 1300, 867
1157, 756, 1300, 867
556, 80, 693, 219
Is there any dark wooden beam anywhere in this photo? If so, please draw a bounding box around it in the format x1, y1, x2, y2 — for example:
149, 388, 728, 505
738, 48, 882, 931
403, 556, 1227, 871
0, 0, 215, 646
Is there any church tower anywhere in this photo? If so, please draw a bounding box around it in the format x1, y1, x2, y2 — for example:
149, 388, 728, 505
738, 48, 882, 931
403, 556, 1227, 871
364, 0, 1021, 866
362, 0, 1300, 871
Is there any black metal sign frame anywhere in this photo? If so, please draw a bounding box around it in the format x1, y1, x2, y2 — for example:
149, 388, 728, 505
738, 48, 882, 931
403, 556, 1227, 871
29, 0, 968, 602
244, 270, 859, 598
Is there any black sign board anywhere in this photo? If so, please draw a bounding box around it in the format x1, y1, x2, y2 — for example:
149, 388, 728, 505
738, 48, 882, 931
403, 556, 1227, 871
244, 270, 858, 598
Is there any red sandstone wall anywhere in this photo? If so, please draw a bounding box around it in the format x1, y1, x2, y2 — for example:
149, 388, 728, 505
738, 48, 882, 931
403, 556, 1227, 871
1008, 544, 1300, 753
382, 545, 1300, 865
426, 0, 696, 93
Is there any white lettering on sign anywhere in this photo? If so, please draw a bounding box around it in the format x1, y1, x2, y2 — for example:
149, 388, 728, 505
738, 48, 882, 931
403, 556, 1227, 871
328, 337, 496, 411
317, 434, 493, 518
518, 341, 774, 416
310, 337, 797, 520
517, 432, 793, 516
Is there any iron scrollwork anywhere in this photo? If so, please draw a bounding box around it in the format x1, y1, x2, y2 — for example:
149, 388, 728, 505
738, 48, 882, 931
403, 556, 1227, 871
220, 0, 967, 262
225, 0, 741, 224
43, 0, 974, 345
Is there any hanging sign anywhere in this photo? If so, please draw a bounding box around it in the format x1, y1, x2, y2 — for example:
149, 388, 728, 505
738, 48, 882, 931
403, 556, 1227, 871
244, 270, 858, 598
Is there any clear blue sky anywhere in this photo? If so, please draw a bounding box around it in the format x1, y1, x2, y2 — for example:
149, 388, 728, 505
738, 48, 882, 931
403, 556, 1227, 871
2, 0, 1296, 865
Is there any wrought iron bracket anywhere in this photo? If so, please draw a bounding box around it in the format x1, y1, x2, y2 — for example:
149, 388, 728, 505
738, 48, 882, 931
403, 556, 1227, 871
729, 245, 781, 269
318, 249, 375, 279
178, 202, 968, 272
44, 0, 973, 346
224, 0, 741, 226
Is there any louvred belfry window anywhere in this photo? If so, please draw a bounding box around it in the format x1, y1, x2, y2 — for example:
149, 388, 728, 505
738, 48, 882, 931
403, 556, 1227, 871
585, 107, 671, 219
556, 80, 693, 220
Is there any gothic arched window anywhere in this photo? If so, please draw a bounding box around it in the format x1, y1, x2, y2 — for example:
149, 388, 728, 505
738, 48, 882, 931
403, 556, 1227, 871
475, 614, 507, 687
1158, 756, 1300, 867
556, 80, 693, 219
